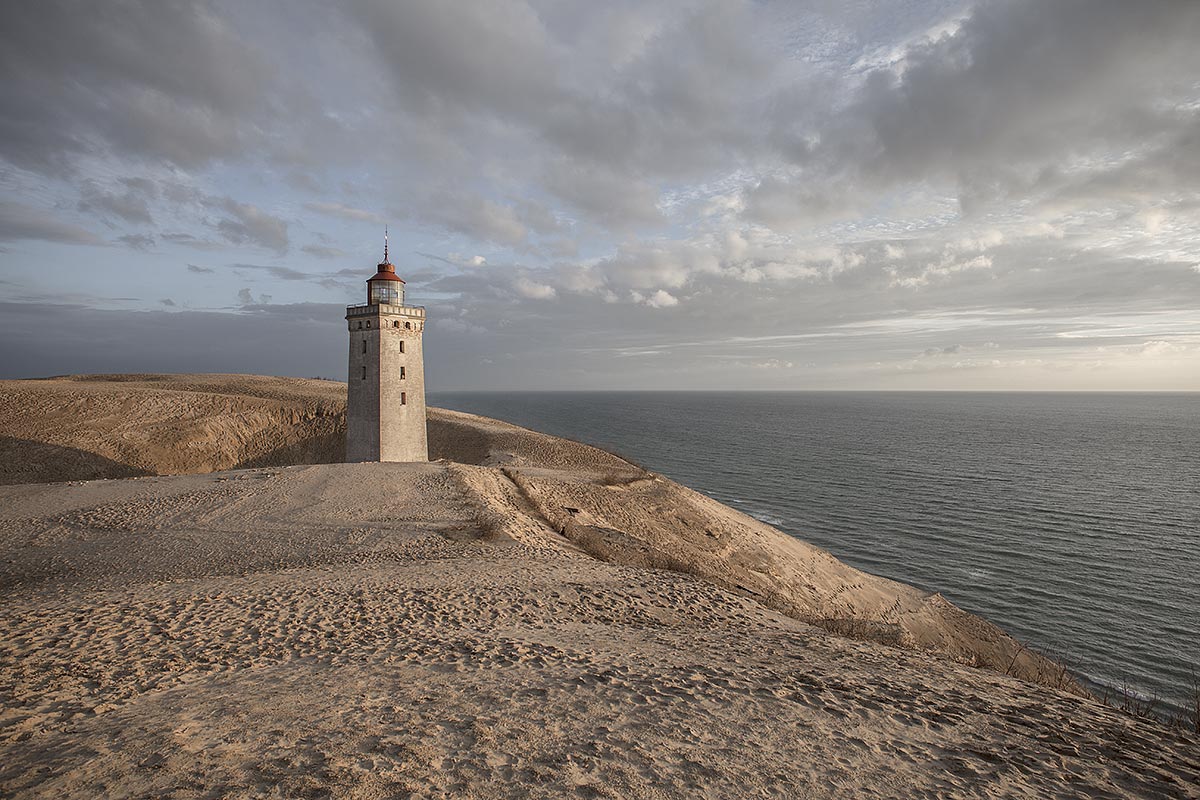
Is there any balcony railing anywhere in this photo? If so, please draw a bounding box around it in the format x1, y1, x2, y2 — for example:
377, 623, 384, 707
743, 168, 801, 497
345, 303, 426, 317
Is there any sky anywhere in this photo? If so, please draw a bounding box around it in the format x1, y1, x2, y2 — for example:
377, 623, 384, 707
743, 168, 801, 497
1, 0, 1199, 390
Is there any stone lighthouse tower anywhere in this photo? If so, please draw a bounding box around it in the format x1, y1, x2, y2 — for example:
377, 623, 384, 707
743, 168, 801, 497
345, 232, 428, 462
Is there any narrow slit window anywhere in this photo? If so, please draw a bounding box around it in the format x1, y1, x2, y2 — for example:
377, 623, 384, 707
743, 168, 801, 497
357, 321, 362, 329
405, 321, 411, 329
393, 320, 400, 328
400, 366, 406, 380
361, 339, 366, 354
401, 391, 407, 405
366, 321, 371, 328
399, 341, 405, 354
361, 366, 366, 380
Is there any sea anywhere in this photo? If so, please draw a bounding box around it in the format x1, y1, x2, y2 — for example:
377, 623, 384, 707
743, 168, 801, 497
429, 391, 1200, 713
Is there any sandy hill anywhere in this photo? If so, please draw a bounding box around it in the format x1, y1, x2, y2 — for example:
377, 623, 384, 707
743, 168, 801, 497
1, 374, 1197, 798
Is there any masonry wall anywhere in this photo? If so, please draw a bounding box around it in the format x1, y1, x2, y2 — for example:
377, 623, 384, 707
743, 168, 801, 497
378, 316, 427, 462
345, 309, 427, 463
345, 317, 380, 462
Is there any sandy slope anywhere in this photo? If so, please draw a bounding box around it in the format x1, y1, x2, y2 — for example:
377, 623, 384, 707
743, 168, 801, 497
0, 375, 347, 484
0, 374, 636, 484
0, 375, 1070, 687
1, 464, 1197, 799
1, 375, 1197, 797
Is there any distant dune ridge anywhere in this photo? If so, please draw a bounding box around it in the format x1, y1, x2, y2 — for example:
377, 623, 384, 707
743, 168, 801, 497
1, 374, 1197, 798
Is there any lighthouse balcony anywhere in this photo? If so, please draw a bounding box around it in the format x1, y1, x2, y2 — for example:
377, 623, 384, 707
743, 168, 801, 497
345, 303, 425, 318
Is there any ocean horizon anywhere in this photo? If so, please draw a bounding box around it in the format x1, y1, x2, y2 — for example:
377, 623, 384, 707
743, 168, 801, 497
430, 390, 1200, 714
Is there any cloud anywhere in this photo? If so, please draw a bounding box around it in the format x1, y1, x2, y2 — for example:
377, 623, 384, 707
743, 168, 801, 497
0, 0, 272, 174
420, 189, 528, 246
0, 300, 346, 380
633, 289, 679, 309
350, 0, 561, 122
0, 200, 104, 244
797, 0, 1200, 209
417, 251, 488, 268
214, 198, 289, 254
1138, 340, 1189, 357
234, 263, 310, 281
303, 202, 387, 225
542, 160, 663, 229
2, 1, 1199, 390
117, 233, 155, 250
163, 232, 226, 251
513, 276, 556, 300
301, 244, 348, 259
78, 179, 154, 224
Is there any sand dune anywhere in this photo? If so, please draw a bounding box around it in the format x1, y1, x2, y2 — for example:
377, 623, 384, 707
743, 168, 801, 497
1, 375, 1197, 798
0, 374, 1080, 687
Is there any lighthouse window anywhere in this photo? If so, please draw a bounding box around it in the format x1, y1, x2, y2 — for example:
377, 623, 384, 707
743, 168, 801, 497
357, 321, 362, 329
393, 320, 399, 328
370, 284, 400, 305
366, 321, 371, 328
405, 321, 411, 329
400, 366, 406, 379
399, 341, 405, 354
401, 392, 407, 405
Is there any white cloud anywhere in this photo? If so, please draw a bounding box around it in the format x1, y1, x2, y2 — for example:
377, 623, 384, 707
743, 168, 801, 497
644, 289, 679, 308
513, 276, 556, 300
1138, 339, 1188, 357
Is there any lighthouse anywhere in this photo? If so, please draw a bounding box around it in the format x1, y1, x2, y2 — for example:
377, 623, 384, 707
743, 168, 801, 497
345, 231, 428, 462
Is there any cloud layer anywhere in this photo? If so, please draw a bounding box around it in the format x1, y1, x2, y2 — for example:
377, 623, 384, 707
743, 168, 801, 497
1, 0, 1199, 388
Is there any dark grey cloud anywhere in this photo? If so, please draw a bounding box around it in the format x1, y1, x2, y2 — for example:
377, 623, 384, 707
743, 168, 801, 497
187, 264, 214, 274
118, 233, 156, 250
0, 0, 272, 174
771, 0, 1200, 219
213, 199, 289, 254
0, 301, 344, 380
162, 232, 226, 251
78, 179, 154, 225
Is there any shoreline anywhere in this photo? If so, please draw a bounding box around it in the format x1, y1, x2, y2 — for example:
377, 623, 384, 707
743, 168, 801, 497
429, 388, 1200, 720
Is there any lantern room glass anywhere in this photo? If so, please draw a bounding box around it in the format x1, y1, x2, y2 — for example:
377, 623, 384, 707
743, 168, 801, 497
368, 280, 402, 305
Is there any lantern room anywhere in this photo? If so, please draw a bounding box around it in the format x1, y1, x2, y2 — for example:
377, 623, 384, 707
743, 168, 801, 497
367, 260, 405, 306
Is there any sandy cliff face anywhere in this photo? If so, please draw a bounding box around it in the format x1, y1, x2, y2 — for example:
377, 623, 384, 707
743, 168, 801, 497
0, 375, 1072, 689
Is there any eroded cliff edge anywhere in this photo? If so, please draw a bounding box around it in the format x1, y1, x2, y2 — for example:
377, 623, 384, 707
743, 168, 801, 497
0, 374, 1074, 691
